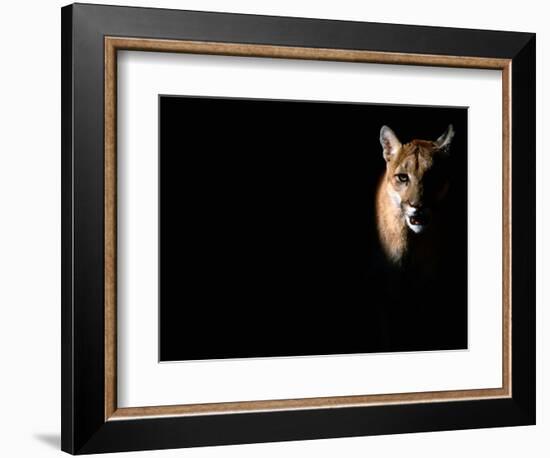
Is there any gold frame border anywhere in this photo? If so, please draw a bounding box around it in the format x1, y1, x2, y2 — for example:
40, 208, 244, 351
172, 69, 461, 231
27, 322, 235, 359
104, 37, 512, 421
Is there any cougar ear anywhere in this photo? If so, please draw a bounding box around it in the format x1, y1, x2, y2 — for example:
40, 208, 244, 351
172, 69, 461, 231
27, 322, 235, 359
380, 125, 402, 162
436, 124, 454, 154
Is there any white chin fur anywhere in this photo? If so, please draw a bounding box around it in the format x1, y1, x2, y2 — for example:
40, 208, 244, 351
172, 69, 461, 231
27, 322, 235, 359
406, 216, 426, 234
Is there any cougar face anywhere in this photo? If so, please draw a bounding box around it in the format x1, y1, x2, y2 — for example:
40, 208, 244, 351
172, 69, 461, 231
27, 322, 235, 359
380, 125, 454, 235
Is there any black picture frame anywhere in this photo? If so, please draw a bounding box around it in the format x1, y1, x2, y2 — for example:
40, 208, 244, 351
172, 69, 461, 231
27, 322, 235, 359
61, 3, 535, 454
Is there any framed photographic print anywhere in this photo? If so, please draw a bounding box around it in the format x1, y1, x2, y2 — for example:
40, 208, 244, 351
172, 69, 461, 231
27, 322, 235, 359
61, 3, 536, 454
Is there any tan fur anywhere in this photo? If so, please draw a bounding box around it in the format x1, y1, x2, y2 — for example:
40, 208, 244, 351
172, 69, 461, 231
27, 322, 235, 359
375, 126, 453, 266
376, 175, 409, 264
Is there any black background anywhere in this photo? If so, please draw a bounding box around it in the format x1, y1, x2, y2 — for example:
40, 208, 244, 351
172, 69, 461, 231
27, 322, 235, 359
159, 95, 468, 361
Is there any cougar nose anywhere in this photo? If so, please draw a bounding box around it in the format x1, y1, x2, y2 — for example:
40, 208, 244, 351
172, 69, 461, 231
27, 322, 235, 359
409, 202, 423, 210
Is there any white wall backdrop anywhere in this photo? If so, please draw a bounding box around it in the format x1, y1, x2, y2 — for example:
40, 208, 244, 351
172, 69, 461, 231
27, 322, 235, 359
0, 1, 544, 457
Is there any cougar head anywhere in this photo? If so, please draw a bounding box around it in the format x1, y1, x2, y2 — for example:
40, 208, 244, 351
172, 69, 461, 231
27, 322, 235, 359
379, 124, 454, 234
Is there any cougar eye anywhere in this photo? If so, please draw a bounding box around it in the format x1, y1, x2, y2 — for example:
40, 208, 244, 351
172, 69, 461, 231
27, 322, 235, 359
396, 173, 409, 183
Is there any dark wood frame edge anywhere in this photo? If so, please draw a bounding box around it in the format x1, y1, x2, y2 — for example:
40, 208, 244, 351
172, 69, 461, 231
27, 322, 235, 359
62, 3, 535, 454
